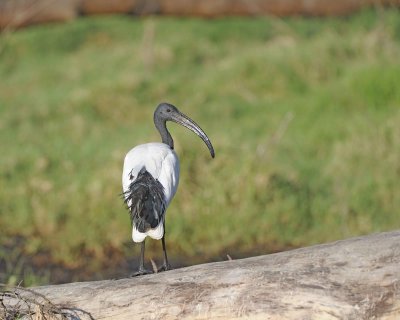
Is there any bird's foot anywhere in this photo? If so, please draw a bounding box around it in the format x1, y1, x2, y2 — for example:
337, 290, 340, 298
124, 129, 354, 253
130, 268, 153, 277
157, 263, 172, 273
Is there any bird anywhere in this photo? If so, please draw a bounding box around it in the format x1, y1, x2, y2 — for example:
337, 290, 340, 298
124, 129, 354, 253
122, 102, 215, 276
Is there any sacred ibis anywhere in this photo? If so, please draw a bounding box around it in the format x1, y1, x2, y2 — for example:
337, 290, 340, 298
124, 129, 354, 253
122, 103, 215, 276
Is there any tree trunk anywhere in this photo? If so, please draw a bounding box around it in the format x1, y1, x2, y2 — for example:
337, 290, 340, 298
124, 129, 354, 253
2, 230, 400, 319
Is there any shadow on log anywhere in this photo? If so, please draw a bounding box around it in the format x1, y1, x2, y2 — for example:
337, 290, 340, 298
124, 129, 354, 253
1, 230, 400, 319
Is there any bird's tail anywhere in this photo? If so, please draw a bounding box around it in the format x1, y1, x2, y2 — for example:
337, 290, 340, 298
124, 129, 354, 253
122, 167, 166, 233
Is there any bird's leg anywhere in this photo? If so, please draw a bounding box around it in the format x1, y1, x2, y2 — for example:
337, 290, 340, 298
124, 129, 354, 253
158, 232, 172, 272
130, 240, 153, 277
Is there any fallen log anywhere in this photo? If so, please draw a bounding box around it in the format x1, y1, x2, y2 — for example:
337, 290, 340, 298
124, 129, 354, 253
2, 0, 400, 29
0, 0, 78, 29
159, 0, 400, 17
1, 230, 400, 319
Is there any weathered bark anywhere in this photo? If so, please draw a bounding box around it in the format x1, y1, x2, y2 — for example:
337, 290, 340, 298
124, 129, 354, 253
2, 230, 400, 319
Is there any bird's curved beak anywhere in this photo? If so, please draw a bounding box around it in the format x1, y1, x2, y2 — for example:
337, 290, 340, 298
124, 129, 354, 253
171, 111, 215, 158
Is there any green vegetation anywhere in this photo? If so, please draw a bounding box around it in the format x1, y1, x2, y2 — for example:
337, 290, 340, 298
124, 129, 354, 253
1, 9, 400, 285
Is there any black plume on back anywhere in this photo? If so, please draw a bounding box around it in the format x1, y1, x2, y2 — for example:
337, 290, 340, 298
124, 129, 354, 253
123, 167, 166, 233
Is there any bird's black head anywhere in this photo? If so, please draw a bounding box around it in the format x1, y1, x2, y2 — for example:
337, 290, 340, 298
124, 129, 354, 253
153, 102, 215, 158
154, 103, 179, 121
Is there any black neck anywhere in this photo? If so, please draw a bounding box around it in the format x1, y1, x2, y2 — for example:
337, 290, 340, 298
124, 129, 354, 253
154, 117, 174, 149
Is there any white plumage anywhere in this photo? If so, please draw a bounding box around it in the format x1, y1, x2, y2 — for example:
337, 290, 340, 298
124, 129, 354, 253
122, 142, 179, 242
122, 102, 214, 276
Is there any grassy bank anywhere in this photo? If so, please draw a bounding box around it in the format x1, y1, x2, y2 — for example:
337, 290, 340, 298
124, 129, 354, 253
1, 9, 400, 285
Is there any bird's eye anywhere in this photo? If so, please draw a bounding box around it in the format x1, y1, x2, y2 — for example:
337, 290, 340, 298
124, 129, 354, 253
166, 109, 171, 112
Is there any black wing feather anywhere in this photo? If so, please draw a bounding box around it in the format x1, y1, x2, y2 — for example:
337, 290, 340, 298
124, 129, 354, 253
123, 167, 166, 233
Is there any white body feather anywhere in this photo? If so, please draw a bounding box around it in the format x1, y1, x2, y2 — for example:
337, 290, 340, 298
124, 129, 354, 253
122, 142, 180, 242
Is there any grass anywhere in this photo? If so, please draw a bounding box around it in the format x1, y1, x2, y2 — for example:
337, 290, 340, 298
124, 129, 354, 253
0, 8, 400, 284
